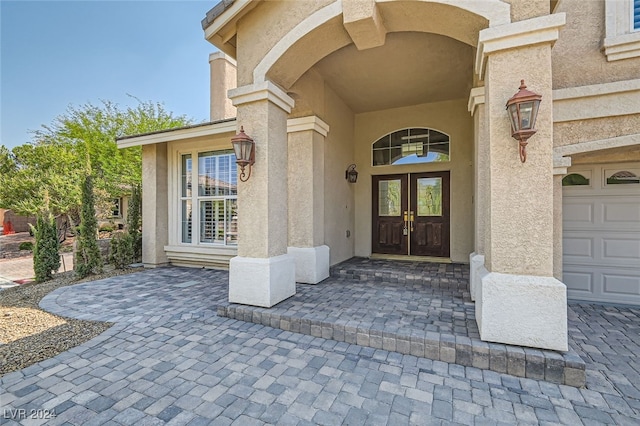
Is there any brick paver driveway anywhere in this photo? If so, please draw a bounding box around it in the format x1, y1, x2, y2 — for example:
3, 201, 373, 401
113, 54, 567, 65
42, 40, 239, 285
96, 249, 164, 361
1, 266, 639, 425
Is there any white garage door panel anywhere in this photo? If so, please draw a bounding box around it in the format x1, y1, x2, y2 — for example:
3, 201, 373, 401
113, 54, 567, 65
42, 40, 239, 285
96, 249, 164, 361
603, 273, 640, 297
563, 270, 593, 294
563, 164, 640, 306
603, 238, 640, 261
563, 202, 594, 226
563, 231, 640, 267
603, 201, 640, 224
562, 236, 593, 259
563, 266, 640, 305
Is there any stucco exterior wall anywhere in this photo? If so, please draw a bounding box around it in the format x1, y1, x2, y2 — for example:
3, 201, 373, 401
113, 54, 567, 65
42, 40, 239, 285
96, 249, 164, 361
552, 0, 640, 89
555, 115, 640, 147
483, 43, 555, 277
502, 0, 549, 22
142, 143, 169, 267
570, 144, 640, 165
353, 99, 474, 263
235, 0, 332, 86
323, 84, 356, 266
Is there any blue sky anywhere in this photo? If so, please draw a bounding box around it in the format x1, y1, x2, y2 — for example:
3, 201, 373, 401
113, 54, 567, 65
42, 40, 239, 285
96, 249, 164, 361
1, 0, 216, 149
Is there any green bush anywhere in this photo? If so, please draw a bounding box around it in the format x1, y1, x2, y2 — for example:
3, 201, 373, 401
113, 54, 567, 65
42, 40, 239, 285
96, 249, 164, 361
75, 174, 103, 278
99, 225, 115, 232
31, 214, 60, 282
19, 241, 34, 251
110, 232, 134, 269
127, 184, 142, 262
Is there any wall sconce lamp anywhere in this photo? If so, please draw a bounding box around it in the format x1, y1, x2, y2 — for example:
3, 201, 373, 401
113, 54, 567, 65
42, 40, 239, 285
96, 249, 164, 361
231, 126, 255, 182
345, 164, 358, 183
505, 80, 542, 163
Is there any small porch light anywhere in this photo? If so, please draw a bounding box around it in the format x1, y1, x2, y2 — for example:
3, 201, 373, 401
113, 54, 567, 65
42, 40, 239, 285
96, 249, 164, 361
505, 80, 542, 163
231, 126, 255, 182
345, 164, 358, 183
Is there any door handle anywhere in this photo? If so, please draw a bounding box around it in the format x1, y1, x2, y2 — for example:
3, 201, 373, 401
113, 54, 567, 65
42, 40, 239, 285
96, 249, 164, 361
403, 211, 409, 236
409, 211, 414, 231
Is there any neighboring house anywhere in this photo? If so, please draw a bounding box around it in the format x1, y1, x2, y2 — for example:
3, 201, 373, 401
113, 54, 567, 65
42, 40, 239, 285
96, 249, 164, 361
117, 0, 640, 352
2, 210, 36, 234
98, 195, 130, 230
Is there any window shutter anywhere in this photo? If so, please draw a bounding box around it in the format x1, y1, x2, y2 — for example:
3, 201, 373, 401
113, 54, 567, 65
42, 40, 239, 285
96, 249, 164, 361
635, 0, 640, 30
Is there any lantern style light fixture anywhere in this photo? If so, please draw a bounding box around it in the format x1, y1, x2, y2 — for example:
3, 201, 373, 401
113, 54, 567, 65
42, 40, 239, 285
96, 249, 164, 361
231, 126, 255, 182
505, 80, 542, 163
345, 164, 358, 183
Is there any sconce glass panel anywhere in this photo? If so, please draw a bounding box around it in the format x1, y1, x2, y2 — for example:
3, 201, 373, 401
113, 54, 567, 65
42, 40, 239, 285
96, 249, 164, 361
372, 128, 450, 166
519, 102, 534, 129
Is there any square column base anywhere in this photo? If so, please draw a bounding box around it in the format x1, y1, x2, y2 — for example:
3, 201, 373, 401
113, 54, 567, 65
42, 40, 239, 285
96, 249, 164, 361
287, 245, 330, 284
229, 254, 296, 307
477, 268, 568, 351
469, 252, 485, 302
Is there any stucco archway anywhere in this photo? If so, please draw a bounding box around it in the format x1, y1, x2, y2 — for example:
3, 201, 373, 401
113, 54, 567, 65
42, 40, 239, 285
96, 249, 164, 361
254, 0, 511, 90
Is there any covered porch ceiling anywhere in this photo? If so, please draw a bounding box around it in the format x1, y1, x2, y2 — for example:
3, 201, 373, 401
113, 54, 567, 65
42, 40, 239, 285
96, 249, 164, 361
310, 31, 474, 114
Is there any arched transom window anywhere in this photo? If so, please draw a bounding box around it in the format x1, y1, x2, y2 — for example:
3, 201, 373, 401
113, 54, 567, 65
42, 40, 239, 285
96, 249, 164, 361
372, 128, 450, 166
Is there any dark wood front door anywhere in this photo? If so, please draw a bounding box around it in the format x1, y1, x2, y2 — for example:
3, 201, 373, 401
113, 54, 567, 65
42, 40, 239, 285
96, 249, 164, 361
372, 172, 450, 257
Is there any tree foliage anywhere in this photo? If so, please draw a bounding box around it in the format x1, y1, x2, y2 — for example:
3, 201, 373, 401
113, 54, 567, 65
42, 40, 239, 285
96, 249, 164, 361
110, 232, 134, 270
74, 173, 103, 278
127, 183, 142, 262
0, 98, 193, 219
31, 213, 60, 283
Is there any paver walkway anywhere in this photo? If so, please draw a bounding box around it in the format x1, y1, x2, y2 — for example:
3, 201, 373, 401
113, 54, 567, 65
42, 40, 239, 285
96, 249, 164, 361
0, 253, 74, 289
217, 259, 584, 386
1, 266, 639, 425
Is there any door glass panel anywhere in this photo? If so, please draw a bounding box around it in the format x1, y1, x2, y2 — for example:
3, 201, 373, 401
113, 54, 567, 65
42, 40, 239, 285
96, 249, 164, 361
417, 178, 442, 217
378, 180, 402, 216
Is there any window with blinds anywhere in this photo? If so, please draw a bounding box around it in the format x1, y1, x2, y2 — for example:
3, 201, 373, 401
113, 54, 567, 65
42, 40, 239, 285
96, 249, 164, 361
180, 150, 238, 246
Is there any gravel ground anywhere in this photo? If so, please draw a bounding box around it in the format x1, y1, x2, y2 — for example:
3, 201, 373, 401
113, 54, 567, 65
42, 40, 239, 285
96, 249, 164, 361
0, 267, 136, 376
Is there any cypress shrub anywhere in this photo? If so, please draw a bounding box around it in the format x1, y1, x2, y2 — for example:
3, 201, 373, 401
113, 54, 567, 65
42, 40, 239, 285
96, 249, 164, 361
31, 214, 60, 282
110, 232, 134, 269
75, 174, 103, 278
127, 183, 142, 262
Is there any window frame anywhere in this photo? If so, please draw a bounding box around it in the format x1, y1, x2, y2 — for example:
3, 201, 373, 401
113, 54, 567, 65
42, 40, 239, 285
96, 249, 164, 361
371, 127, 451, 167
177, 148, 238, 247
603, 0, 640, 60
111, 198, 122, 218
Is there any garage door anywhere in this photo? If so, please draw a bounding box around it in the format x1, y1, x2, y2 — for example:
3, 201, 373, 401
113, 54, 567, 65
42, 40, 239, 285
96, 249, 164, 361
563, 164, 640, 305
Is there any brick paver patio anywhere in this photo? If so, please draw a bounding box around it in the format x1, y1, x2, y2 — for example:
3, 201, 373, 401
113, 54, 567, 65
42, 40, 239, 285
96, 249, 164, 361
1, 261, 639, 425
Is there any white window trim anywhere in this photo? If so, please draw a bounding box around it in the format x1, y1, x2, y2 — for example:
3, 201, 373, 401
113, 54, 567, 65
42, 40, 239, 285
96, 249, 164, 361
177, 149, 238, 247
370, 127, 452, 167
112, 198, 122, 218
603, 0, 640, 61
167, 137, 238, 250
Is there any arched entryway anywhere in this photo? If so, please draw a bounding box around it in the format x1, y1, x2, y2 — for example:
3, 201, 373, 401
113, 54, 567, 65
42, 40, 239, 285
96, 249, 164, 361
218, 0, 570, 352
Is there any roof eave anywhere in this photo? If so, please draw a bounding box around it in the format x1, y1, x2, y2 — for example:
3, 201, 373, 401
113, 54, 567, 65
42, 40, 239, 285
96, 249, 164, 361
202, 0, 260, 58
116, 119, 237, 149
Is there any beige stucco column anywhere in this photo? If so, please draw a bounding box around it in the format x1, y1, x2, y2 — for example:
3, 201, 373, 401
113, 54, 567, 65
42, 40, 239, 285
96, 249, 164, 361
468, 87, 487, 302
286, 116, 330, 284
209, 52, 237, 121
227, 81, 296, 307
141, 143, 169, 268
475, 13, 569, 351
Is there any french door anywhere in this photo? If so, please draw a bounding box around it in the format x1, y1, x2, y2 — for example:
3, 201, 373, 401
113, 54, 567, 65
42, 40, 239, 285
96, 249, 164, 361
372, 172, 450, 257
